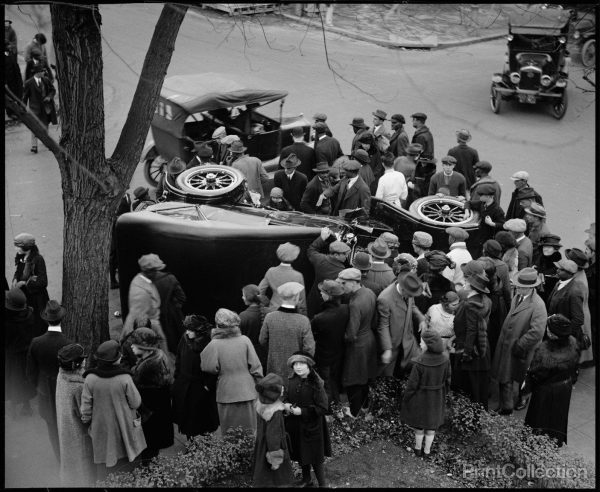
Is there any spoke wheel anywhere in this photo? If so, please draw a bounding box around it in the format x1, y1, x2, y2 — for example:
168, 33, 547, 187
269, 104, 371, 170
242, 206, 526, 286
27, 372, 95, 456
581, 39, 596, 68
490, 83, 502, 114
551, 91, 568, 120
409, 196, 479, 227
175, 165, 246, 203
143, 153, 167, 187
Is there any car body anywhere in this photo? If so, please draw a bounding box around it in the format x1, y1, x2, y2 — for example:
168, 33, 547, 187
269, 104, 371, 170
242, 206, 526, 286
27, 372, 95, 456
490, 5, 571, 119
140, 72, 311, 186
569, 5, 596, 67
117, 165, 479, 320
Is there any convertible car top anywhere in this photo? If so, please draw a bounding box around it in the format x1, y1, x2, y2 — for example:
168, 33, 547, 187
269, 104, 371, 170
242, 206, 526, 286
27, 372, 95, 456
509, 5, 571, 35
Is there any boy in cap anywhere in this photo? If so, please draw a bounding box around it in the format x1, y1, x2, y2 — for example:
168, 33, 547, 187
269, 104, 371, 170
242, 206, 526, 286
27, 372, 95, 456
259, 242, 307, 315
410, 112, 434, 160
428, 155, 467, 198
504, 218, 533, 270
313, 121, 343, 166
259, 282, 315, 379
447, 129, 479, 190
388, 113, 409, 158
412, 231, 433, 276
280, 125, 316, 180
469, 161, 501, 204
266, 186, 293, 211
336, 268, 378, 417
464, 183, 506, 257
274, 153, 308, 211
442, 227, 472, 289
523, 203, 551, 265
505, 171, 544, 220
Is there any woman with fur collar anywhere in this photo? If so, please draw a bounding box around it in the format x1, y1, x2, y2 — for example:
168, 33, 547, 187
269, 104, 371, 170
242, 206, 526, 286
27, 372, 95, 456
201, 308, 264, 435
252, 373, 294, 487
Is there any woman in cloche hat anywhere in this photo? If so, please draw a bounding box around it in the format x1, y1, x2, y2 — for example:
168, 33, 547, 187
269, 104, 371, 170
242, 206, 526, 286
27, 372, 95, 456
533, 233, 563, 303
522, 314, 580, 447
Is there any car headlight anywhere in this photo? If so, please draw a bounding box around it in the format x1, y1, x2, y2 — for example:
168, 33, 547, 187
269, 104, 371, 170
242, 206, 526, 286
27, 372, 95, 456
510, 72, 521, 84
492, 75, 502, 83
506, 34, 513, 41
556, 78, 567, 88
541, 75, 552, 87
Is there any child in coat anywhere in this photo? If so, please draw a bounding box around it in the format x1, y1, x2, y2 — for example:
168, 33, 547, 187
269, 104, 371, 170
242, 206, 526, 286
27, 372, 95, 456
400, 330, 451, 460
284, 351, 331, 487
253, 373, 294, 488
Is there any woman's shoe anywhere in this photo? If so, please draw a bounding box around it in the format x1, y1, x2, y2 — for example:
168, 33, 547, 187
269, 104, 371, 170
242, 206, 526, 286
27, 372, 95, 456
413, 446, 423, 457
30, 146, 38, 154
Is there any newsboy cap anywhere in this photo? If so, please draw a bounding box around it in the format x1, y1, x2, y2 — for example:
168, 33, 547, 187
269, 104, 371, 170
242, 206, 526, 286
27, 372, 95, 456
14, 232, 36, 248
138, 253, 165, 271
456, 129, 472, 142
412, 231, 433, 248
474, 161, 492, 172
411, 112, 427, 122
510, 171, 530, 181
390, 113, 405, 124
477, 184, 496, 196
337, 268, 362, 282
313, 162, 330, 174
255, 373, 284, 404
318, 279, 345, 297
372, 109, 387, 120
276, 242, 300, 263
524, 203, 546, 219
565, 248, 589, 269
329, 241, 351, 254
277, 281, 304, 299
441, 155, 457, 165
342, 160, 362, 172
313, 112, 328, 122
553, 259, 578, 274
503, 218, 527, 233
446, 226, 469, 241
212, 126, 226, 139
352, 149, 370, 165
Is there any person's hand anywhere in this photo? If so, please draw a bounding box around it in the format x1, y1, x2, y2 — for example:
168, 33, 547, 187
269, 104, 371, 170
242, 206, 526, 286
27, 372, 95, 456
418, 320, 428, 333
320, 227, 331, 241
316, 194, 325, 208
484, 215, 495, 227
291, 405, 302, 416
381, 349, 392, 364
283, 403, 293, 413
407, 182, 415, 189
457, 195, 465, 202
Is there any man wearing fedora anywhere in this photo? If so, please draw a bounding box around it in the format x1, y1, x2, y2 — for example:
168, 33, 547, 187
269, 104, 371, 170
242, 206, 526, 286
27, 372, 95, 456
273, 153, 308, 211
388, 114, 409, 158
26, 300, 73, 461
447, 129, 479, 190
351, 148, 376, 194
523, 203, 551, 266
410, 112, 434, 160
376, 271, 427, 378
229, 140, 270, 201
322, 159, 371, 218
22, 64, 57, 154
313, 121, 343, 166
372, 109, 390, 153
311, 279, 350, 410
492, 267, 547, 415
279, 126, 316, 180
349, 117, 370, 152
364, 238, 396, 295
188, 142, 216, 168
504, 219, 533, 271
505, 171, 544, 221
156, 156, 186, 200
352, 251, 380, 295
300, 162, 333, 215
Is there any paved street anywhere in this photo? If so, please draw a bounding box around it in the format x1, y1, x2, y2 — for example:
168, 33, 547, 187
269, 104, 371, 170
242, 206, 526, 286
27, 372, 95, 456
4, 3, 596, 487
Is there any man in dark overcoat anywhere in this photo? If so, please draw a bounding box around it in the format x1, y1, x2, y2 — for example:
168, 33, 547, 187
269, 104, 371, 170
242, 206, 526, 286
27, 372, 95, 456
279, 126, 316, 180
447, 129, 479, 190
22, 64, 57, 153
299, 162, 332, 215
388, 113, 410, 158
313, 122, 343, 166
306, 228, 350, 317
491, 268, 547, 415
273, 153, 308, 211
349, 117, 370, 152
376, 272, 427, 377
26, 300, 73, 462
463, 183, 506, 257
505, 171, 544, 220
336, 268, 378, 417
322, 160, 371, 217
410, 112, 434, 160
311, 280, 349, 410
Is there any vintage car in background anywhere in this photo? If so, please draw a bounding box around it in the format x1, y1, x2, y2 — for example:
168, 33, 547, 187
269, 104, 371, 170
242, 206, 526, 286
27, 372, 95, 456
569, 5, 596, 67
490, 4, 571, 119
116, 165, 479, 319
140, 73, 311, 186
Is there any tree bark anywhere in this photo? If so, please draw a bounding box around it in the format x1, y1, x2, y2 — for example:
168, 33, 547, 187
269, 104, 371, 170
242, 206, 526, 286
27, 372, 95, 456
47, 3, 187, 350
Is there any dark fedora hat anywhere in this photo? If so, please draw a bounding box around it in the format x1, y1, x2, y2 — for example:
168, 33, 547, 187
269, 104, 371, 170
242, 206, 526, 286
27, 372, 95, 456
468, 272, 490, 294
351, 251, 373, 271
398, 272, 423, 297
350, 117, 367, 129
5, 287, 27, 311
368, 238, 391, 259
313, 161, 330, 173
547, 314, 572, 338
40, 300, 66, 322
281, 153, 301, 169
565, 248, 589, 269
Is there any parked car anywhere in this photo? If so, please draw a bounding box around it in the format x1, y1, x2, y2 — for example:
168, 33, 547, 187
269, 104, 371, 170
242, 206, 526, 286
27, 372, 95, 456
490, 4, 571, 119
116, 165, 479, 319
569, 6, 596, 67
140, 72, 311, 186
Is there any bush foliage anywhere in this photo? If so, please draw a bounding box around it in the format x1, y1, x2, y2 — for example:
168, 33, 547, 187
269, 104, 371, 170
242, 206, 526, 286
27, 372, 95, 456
100, 377, 595, 488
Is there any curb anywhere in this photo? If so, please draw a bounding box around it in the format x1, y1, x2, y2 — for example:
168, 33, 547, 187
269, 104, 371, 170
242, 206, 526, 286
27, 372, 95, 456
279, 12, 505, 50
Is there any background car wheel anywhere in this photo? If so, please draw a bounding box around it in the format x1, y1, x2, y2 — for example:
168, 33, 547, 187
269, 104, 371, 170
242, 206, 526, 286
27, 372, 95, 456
175, 165, 247, 204
490, 84, 501, 114
581, 39, 596, 68
143, 152, 167, 187
551, 91, 568, 120
409, 196, 479, 227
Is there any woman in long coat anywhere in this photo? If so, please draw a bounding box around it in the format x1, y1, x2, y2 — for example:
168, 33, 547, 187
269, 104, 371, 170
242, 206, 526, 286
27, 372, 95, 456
172, 315, 219, 439
284, 352, 331, 488
129, 328, 174, 463
201, 308, 264, 435
81, 340, 147, 476
523, 314, 580, 446
56, 344, 95, 486
12, 233, 50, 338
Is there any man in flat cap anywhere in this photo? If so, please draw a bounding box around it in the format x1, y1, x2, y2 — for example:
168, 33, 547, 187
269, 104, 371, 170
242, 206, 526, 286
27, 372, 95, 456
428, 155, 467, 198
322, 159, 371, 218
372, 109, 391, 153
442, 227, 472, 289
469, 161, 501, 204
313, 121, 344, 166
306, 227, 351, 317
506, 171, 544, 221
336, 268, 378, 418
388, 114, 410, 158
523, 203, 551, 266
504, 219, 533, 270
273, 153, 308, 211
300, 162, 332, 215
412, 231, 433, 277
410, 112, 434, 160
311, 279, 349, 410
349, 117, 370, 152
447, 129, 480, 190
311, 112, 332, 141
279, 126, 316, 180
464, 183, 506, 256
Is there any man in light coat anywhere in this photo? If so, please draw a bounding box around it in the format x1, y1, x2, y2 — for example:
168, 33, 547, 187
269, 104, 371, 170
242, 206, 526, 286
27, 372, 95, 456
504, 218, 533, 270
491, 268, 547, 415
442, 227, 472, 289
376, 272, 427, 377
230, 140, 270, 201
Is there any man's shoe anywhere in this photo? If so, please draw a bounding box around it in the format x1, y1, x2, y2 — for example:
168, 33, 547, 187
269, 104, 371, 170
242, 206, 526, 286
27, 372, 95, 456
30, 146, 38, 154
413, 447, 423, 457
422, 452, 432, 461
514, 398, 529, 411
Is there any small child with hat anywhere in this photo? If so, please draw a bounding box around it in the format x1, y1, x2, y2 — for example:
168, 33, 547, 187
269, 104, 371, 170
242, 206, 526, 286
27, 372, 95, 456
266, 186, 293, 211
252, 373, 294, 488
400, 329, 451, 461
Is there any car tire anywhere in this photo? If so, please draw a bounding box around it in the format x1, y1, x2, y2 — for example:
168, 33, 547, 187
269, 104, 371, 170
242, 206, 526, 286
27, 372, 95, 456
175, 165, 247, 204
143, 151, 167, 187
409, 196, 479, 227
490, 83, 502, 114
551, 91, 568, 120
581, 39, 595, 68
